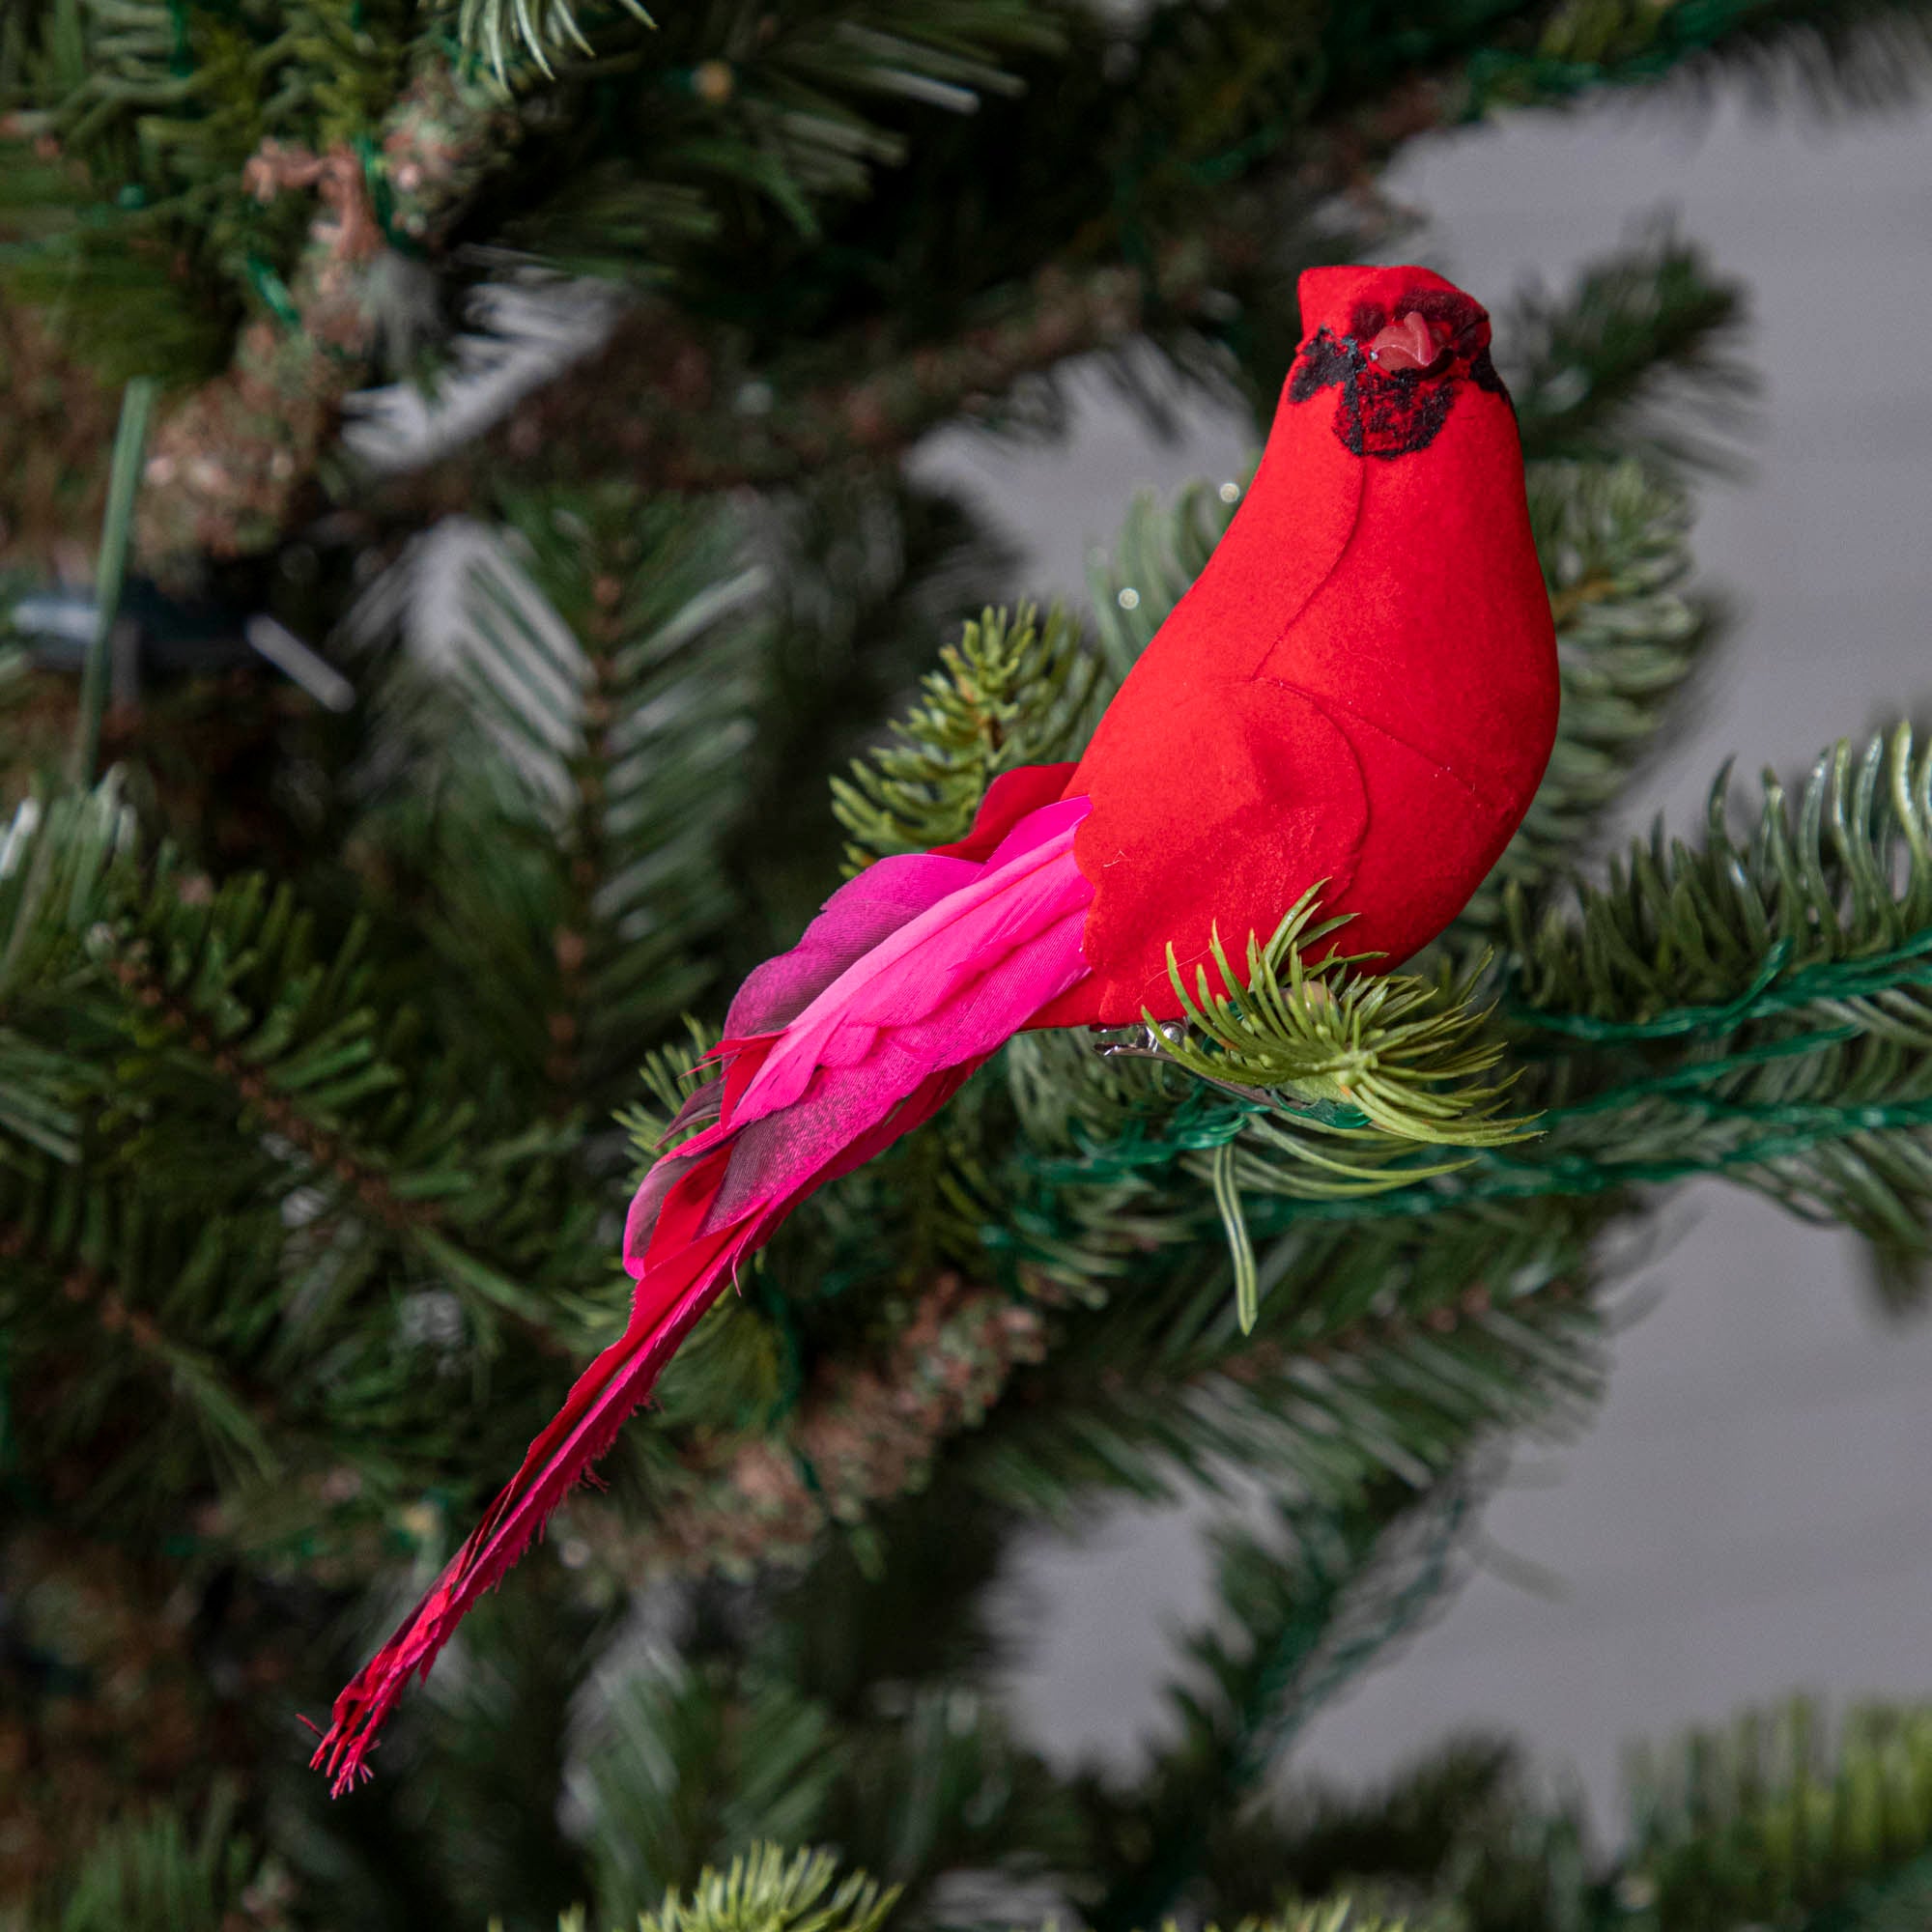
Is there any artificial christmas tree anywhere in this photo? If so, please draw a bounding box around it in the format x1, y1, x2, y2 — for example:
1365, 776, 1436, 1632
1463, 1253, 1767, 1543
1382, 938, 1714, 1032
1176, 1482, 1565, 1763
5, 4, 1932, 1929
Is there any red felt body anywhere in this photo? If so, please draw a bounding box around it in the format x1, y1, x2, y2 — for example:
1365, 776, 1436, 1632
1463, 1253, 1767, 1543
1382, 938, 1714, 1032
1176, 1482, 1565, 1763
1035, 263, 1559, 1026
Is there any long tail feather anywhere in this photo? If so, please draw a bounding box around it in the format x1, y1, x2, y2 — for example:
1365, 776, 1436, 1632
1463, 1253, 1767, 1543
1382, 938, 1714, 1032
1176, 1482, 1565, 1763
311, 1170, 748, 1793
312, 785, 1093, 1793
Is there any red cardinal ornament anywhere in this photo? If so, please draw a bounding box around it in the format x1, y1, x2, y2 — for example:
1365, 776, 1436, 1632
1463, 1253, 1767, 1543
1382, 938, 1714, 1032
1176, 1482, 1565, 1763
312, 264, 1559, 1791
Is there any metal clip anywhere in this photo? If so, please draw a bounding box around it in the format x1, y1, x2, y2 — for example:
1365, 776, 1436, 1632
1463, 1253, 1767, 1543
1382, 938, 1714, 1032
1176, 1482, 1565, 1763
1087, 1020, 1188, 1062
1086, 1021, 1279, 1108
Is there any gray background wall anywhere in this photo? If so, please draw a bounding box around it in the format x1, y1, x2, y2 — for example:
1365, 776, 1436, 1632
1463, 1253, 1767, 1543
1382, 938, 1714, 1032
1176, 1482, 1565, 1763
916, 90, 1932, 1829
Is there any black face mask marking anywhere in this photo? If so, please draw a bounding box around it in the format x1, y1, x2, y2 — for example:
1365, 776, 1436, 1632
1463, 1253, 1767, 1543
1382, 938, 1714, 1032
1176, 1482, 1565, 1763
1287, 289, 1509, 459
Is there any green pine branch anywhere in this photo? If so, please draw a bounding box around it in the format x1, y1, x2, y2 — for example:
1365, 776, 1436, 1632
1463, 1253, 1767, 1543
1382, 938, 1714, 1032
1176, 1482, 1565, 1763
567, 1658, 840, 1926
1617, 1699, 1932, 1932
1194, 1696, 1932, 1931
0, 0, 412, 384
354, 483, 762, 1115
1472, 0, 1932, 116
448, 0, 656, 86
494, 0, 1064, 273
1151, 895, 1531, 1149
1455, 454, 1721, 935
579, 1845, 1414, 1932
964, 1175, 1605, 1519
1501, 223, 1754, 475
1088, 1483, 1475, 1932
1512, 724, 1932, 1020
0, 779, 631, 1555
831, 602, 1096, 870
1241, 1736, 1583, 1932
35, 1784, 289, 1932
1496, 725, 1932, 1251
50, 1690, 1932, 1932
611, 1845, 895, 1932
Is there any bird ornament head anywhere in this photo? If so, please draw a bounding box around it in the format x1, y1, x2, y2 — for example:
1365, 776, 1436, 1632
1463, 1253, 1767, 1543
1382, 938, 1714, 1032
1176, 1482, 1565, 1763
1288, 265, 1508, 460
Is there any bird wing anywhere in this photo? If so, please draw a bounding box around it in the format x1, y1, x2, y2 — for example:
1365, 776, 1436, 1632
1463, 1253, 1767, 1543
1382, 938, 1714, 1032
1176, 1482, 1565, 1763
696, 794, 1094, 1228
1037, 678, 1370, 1028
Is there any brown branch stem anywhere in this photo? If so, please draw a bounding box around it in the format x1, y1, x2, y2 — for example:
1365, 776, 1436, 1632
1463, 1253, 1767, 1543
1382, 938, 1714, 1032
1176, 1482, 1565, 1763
104, 951, 433, 1239
582, 1273, 1046, 1578
133, 63, 519, 568
577, 1254, 1586, 1583
359, 72, 1457, 525
371, 259, 1165, 526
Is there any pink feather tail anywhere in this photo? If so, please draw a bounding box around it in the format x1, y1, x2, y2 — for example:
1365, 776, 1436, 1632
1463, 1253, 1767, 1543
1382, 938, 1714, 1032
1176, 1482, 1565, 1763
310, 788, 1094, 1795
